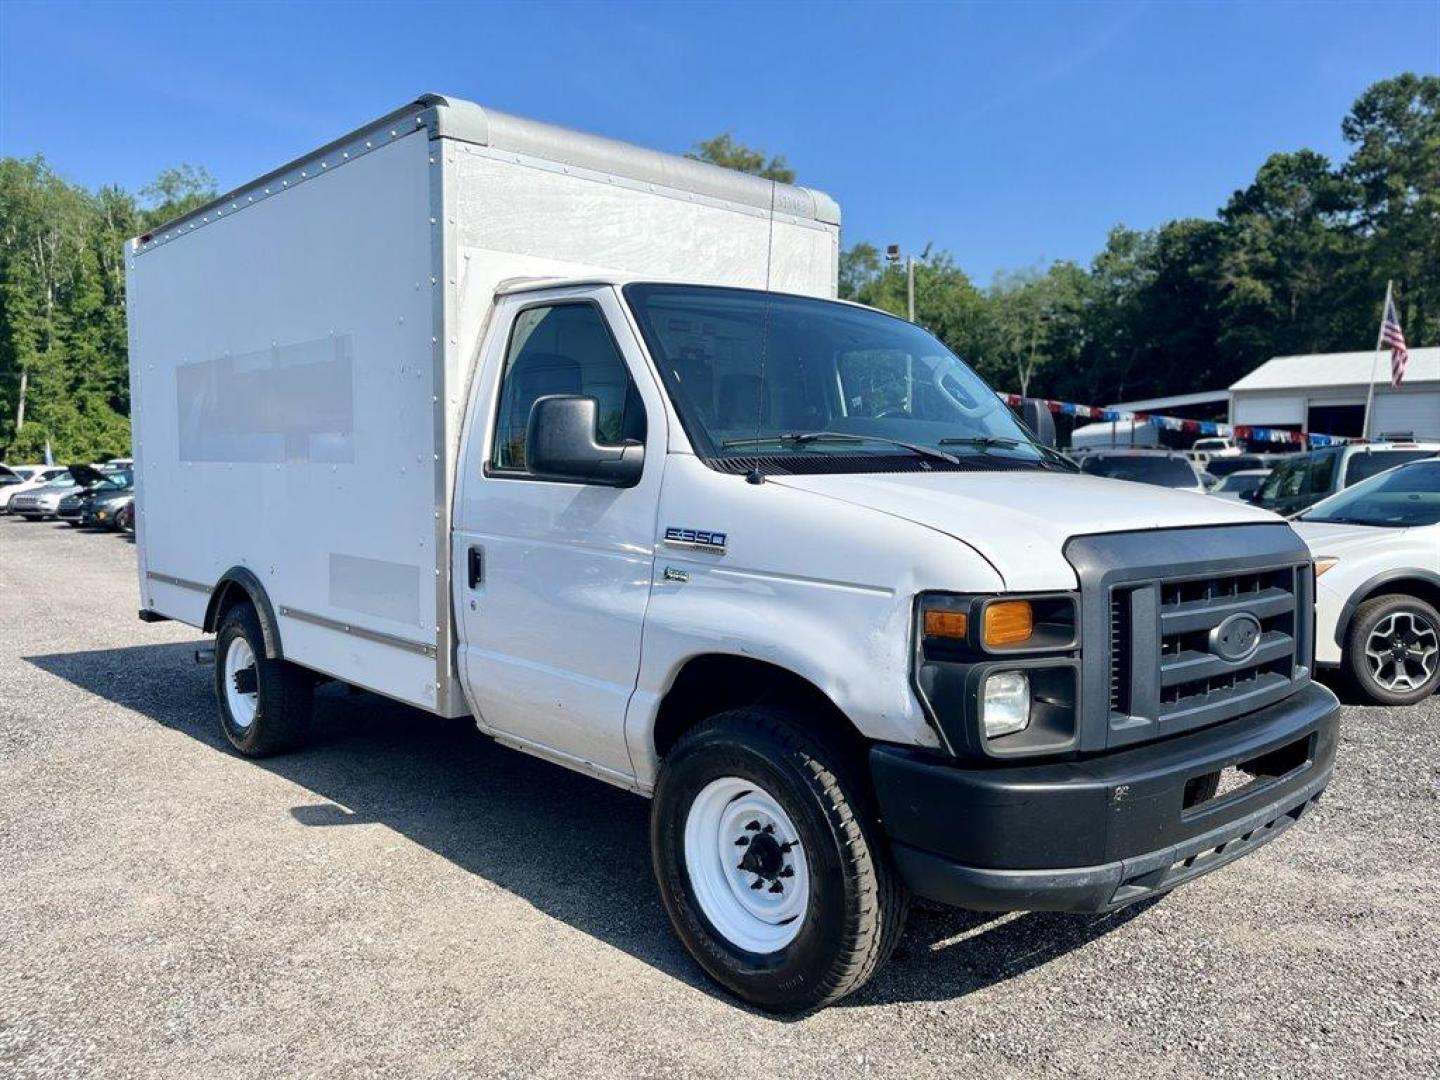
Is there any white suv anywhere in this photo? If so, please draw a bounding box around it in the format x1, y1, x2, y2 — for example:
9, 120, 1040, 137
1293, 458, 1440, 704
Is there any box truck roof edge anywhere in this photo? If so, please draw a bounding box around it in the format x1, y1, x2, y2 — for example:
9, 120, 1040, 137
130, 92, 840, 254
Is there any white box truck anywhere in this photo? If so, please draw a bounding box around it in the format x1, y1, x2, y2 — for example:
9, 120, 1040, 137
128, 94, 1340, 1012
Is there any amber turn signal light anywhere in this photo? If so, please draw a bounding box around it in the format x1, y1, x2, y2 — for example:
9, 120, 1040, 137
983, 600, 1035, 647
923, 609, 969, 640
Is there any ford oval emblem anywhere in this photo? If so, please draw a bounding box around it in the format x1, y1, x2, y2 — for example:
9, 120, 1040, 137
1209, 612, 1262, 663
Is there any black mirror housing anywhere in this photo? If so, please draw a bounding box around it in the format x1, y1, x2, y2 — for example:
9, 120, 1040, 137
524, 395, 644, 487
1020, 399, 1058, 448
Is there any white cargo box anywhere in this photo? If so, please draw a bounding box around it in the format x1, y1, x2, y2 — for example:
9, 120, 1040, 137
127, 93, 841, 716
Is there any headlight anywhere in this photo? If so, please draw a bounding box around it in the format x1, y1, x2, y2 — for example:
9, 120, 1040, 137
915, 592, 1079, 759
981, 671, 1031, 738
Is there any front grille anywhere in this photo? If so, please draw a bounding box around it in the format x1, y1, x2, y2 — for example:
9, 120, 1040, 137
1066, 525, 1314, 752
1109, 564, 1309, 742
1157, 569, 1297, 717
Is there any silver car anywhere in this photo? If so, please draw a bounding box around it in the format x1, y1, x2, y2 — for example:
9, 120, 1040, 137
9, 471, 81, 520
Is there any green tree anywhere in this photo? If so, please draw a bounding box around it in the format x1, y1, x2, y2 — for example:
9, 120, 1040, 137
140, 164, 217, 228
1341, 73, 1439, 343
687, 134, 796, 183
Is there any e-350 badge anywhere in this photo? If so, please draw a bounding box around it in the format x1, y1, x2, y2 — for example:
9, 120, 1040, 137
663, 526, 727, 554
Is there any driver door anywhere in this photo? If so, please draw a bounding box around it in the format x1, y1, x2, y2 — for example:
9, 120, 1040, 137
452, 286, 667, 782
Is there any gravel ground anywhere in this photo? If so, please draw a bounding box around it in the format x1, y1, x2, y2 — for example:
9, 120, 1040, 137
2, 515, 1437, 1079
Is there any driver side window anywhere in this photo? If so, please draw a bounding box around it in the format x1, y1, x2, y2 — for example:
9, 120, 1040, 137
490, 302, 646, 473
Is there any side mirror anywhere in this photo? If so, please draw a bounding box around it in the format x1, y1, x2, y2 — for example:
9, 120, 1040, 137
525, 395, 643, 487
1020, 399, 1057, 448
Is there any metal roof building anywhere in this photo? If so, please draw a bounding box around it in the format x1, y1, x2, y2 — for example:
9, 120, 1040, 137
1229, 346, 1439, 440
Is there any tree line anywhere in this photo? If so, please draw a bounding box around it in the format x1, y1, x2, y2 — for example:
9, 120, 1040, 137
0, 163, 215, 462
1, 73, 1433, 463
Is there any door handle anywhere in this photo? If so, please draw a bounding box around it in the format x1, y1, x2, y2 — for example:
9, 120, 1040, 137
468, 545, 484, 589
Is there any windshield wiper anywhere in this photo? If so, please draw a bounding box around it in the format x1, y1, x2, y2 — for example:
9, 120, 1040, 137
940, 436, 1077, 472
721, 431, 960, 466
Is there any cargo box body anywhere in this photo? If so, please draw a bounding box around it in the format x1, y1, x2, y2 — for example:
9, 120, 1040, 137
127, 94, 840, 715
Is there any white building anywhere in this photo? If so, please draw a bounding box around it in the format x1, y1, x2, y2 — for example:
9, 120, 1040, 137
1229, 346, 1439, 440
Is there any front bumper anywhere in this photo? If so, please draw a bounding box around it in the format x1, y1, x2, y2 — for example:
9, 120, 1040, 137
871, 681, 1339, 913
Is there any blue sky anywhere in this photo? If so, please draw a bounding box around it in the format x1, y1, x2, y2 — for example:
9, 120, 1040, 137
1, 1, 1436, 283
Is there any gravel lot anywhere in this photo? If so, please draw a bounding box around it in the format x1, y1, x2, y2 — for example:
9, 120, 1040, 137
2, 515, 1437, 1079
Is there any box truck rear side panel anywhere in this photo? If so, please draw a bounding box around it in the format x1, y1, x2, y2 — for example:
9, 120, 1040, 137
128, 128, 449, 712
128, 93, 842, 719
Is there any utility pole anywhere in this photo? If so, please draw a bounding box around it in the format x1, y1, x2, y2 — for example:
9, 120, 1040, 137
886, 244, 916, 322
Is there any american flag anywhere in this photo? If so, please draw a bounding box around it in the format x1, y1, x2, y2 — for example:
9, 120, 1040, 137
1382, 292, 1408, 388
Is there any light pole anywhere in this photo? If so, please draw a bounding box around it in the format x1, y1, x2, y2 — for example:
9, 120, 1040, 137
885, 244, 915, 323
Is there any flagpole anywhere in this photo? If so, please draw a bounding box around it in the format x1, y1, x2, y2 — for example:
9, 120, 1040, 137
1361, 279, 1392, 441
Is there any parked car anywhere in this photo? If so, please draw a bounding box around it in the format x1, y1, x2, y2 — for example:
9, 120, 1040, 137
127, 94, 1340, 1012
1293, 458, 1440, 705
0, 465, 69, 513
1076, 448, 1207, 492
115, 499, 136, 534
1252, 442, 1439, 516
1205, 453, 1278, 479
56, 466, 132, 527
8, 470, 84, 520
0, 465, 23, 502
83, 488, 134, 530
1210, 469, 1271, 503
1191, 436, 1242, 458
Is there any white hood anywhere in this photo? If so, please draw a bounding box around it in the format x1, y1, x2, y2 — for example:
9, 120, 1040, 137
767, 470, 1285, 590
1291, 520, 1410, 557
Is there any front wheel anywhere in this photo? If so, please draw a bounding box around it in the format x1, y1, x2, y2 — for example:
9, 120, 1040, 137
214, 603, 313, 756
1345, 593, 1440, 705
651, 708, 908, 1013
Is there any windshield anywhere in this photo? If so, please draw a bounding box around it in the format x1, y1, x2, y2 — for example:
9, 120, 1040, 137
1343, 449, 1436, 486
43, 472, 74, 487
623, 284, 1048, 472
1301, 459, 1440, 527
93, 470, 132, 491
1218, 472, 1265, 495
1078, 454, 1198, 488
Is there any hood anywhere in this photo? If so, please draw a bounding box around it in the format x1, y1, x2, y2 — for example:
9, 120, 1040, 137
766, 470, 1283, 590
66, 463, 112, 487
1291, 520, 1408, 557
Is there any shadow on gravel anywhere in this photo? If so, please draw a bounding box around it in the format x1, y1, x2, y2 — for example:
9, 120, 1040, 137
27, 641, 1152, 1012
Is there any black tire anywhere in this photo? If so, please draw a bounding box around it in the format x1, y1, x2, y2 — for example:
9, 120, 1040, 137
651, 708, 908, 1013
214, 603, 313, 756
1343, 593, 1440, 706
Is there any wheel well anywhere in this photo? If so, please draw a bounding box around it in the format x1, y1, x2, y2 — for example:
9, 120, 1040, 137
202, 568, 284, 659
652, 654, 868, 764
1347, 577, 1440, 638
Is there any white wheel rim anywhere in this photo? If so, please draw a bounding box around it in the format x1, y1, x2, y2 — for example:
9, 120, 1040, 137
682, 776, 810, 954
224, 637, 259, 730
1364, 610, 1439, 693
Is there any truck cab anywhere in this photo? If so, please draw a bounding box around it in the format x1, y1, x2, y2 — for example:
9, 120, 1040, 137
127, 95, 1340, 1013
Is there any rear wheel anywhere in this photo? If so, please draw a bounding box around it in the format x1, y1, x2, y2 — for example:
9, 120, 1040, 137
651, 708, 908, 1013
214, 603, 313, 756
1345, 593, 1440, 705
